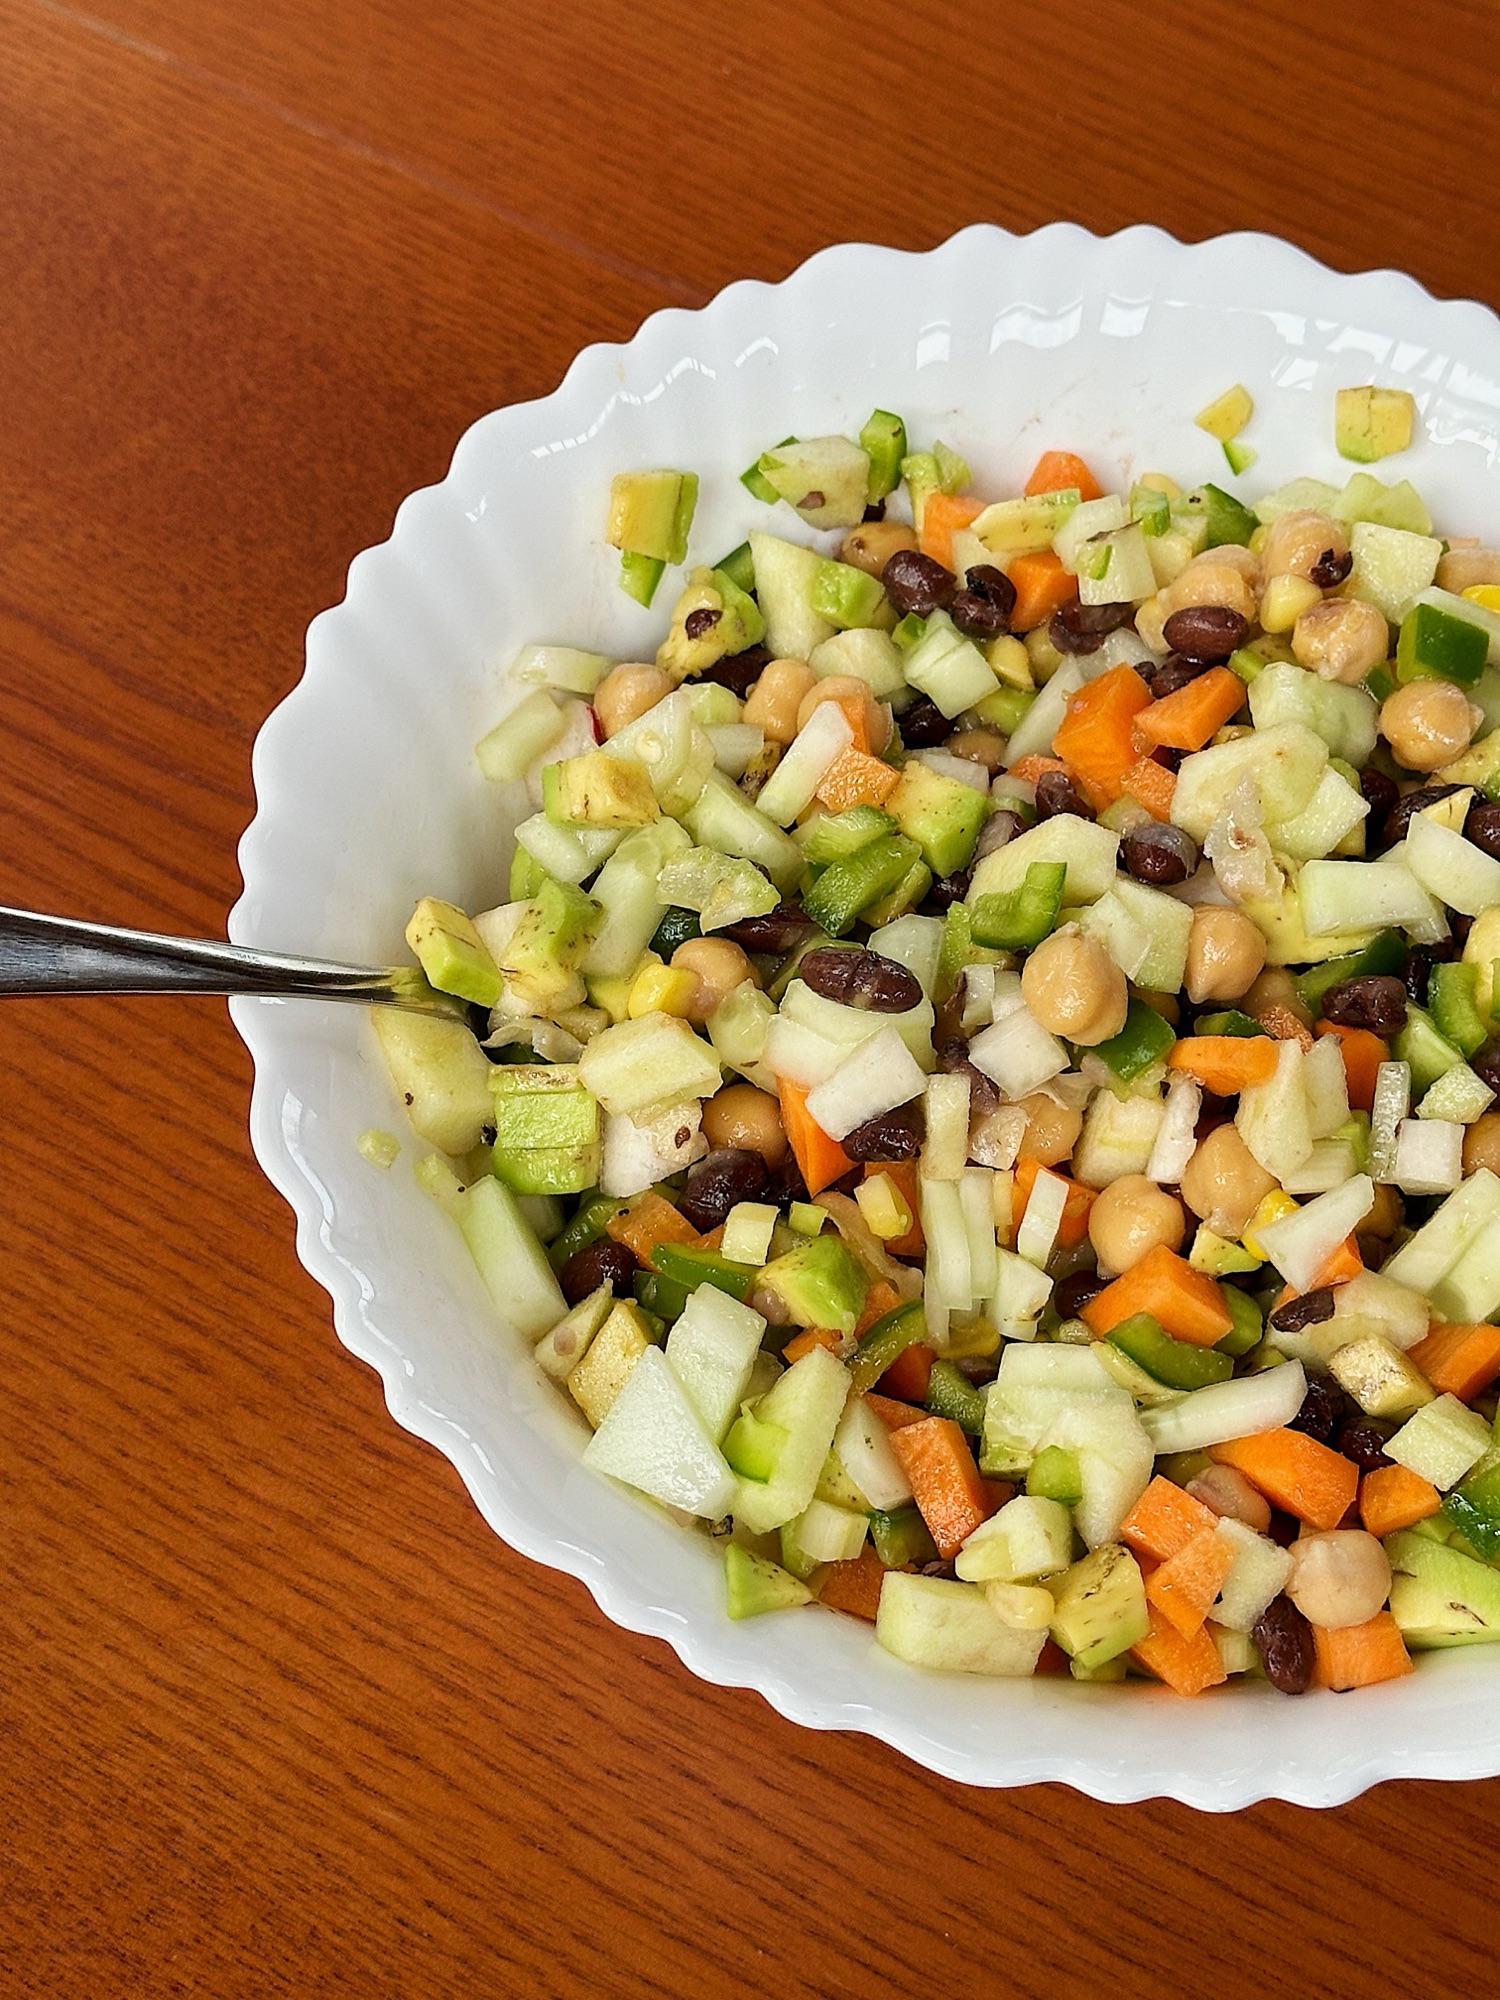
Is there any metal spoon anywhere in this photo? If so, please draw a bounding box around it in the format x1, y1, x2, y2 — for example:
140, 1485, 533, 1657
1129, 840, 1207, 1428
0, 905, 451, 1013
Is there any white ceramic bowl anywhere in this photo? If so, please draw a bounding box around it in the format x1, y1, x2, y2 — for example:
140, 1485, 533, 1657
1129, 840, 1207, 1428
232, 222, 1500, 1809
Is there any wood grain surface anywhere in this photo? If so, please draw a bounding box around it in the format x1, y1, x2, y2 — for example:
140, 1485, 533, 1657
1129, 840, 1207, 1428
4, 1, 1500, 1993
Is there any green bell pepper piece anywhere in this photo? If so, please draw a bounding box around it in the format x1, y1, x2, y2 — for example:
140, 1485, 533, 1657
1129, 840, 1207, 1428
633, 1269, 692, 1321
1026, 1445, 1083, 1506
547, 1191, 624, 1270
848, 1299, 927, 1395
870, 1504, 938, 1567
1217, 1285, 1265, 1358
712, 541, 756, 596
925, 1358, 986, 1437
1093, 998, 1176, 1083
859, 409, 908, 502
651, 1242, 759, 1303
1295, 929, 1406, 1017
800, 805, 897, 866
1429, 960, 1489, 1058
1109, 1312, 1234, 1390
802, 833, 922, 937
1193, 1009, 1267, 1039
969, 861, 1067, 951
650, 906, 702, 956
742, 436, 795, 505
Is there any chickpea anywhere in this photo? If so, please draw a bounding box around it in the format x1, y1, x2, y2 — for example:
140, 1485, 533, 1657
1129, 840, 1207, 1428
1242, 966, 1314, 1032
1183, 906, 1267, 1005
796, 675, 890, 752
701, 1082, 788, 1167
838, 519, 918, 577
1088, 1175, 1186, 1278
1186, 1464, 1273, 1532
1285, 1530, 1392, 1630
670, 939, 758, 1025
1180, 1123, 1276, 1238
1259, 508, 1349, 581
947, 727, 1007, 772
1158, 546, 1261, 624
1380, 680, 1482, 773
742, 658, 816, 745
1014, 1092, 1084, 1168
1437, 546, 1500, 593
1020, 928, 1129, 1045
593, 661, 673, 738
1290, 598, 1390, 685
1463, 1112, 1500, 1177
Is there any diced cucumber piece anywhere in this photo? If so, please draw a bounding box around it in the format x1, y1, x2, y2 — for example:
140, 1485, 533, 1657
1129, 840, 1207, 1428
1297, 858, 1444, 940
955, 1494, 1073, 1583
902, 609, 998, 718
1333, 472, 1433, 535
812, 558, 888, 630
1053, 495, 1129, 574
577, 1012, 721, 1118
456, 1174, 568, 1340
581, 819, 693, 979
747, 532, 837, 661
756, 436, 870, 530
1397, 599, 1490, 687
581, 1345, 736, 1517
1384, 1395, 1492, 1491
1346, 520, 1442, 623
372, 1009, 494, 1156
1171, 721, 1328, 841
714, 541, 756, 595
732, 1347, 854, 1536
658, 847, 778, 931
859, 409, 907, 501
967, 816, 1119, 908
1247, 662, 1378, 766
1078, 523, 1156, 605
1267, 767, 1370, 861
1178, 482, 1257, 549
1405, 811, 1500, 918
683, 770, 804, 893
1254, 476, 1343, 525
1428, 960, 1489, 1057
476, 689, 567, 782
514, 812, 623, 887
808, 627, 907, 699
1222, 440, 1258, 476
875, 1572, 1047, 1677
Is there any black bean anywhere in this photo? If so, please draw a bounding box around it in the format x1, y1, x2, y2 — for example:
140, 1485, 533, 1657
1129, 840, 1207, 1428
1162, 604, 1248, 663
965, 563, 1018, 619
1452, 910, 1475, 947
679, 1148, 769, 1232
1147, 653, 1211, 700
1274, 1292, 1339, 1339
1359, 767, 1399, 847
560, 1239, 639, 1306
1473, 1044, 1500, 1094
1048, 600, 1135, 654
1054, 1270, 1105, 1319
975, 807, 1026, 859
1152, 746, 1186, 772
684, 606, 722, 641
1401, 944, 1455, 1004
720, 901, 818, 953
1337, 1416, 1395, 1473
950, 589, 1009, 642
842, 1101, 925, 1161
1467, 801, 1500, 860
935, 1033, 1000, 1114
926, 870, 971, 910
1309, 547, 1354, 588
1034, 769, 1094, 822
1320, 975, 1408, 1035
693, 642, 771, 697
799, 945, 924, 1013
1384, 783, 1463, 847
1122, 822, 1199, 886
863, 500, 887, 522
1287, 1372, 1341, 1448
1252, 1594, 1315, 1695
897, 692, 952, 747
882, 548, 957, 618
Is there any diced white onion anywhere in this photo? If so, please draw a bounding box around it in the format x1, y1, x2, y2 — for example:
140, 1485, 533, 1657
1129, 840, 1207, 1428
805, 1027, 927, 1142
1146, 1073, 1201, 1185
1252, 1174, 1375, 1294
1142, 1362, 1308, 1454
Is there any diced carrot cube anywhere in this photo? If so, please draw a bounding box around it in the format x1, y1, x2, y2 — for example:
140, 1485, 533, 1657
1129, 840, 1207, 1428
1120, 754, 1177, 821
1144, 1527, 1235, 1638
1130, 1604, 1228, 1696
814, 746, 900, 811
1119, 1475, 1220, 1563
1167, 1036, 1281, 1094
853, 1279, 903, 1339
865, 1389, 931, 1431
1209, 1428, 1359, 1532
1024, 451, 1104, 502
605, 1191, 698, 1261
1408, 1321, 1500, 1403
1316, 1020, 1388, 1112
1079, 1244, 1232, 1347
888, 1416, 994, 1558
780, 1327, 845, 1364
1311, 1612, 1414, 1691
1359, 1463, 1441, 1539
817, 1544, 889, 1622
918, 491, 985, 569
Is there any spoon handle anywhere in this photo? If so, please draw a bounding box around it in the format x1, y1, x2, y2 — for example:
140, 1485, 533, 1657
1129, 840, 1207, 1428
0, 905, 446, 1011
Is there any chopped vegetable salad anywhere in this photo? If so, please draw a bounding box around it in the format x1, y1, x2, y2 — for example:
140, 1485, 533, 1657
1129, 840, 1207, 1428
375, 384, 1500, 1694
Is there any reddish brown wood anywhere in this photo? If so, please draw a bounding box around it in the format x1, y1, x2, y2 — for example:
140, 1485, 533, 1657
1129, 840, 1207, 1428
4, 0, 1500, 1993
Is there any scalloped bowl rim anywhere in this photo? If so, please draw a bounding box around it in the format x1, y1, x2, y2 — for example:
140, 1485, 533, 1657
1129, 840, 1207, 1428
230, 221, 1500, 1808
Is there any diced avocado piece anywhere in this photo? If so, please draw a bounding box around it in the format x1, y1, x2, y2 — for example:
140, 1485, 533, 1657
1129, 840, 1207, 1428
1223, 440, 1258, 476
900, 451, 941, 537
885, 761, 989, 877
1387, 1527, 1500, 1645
502, 877, 602, 1012
1336, 385, 1416, 463
742, 435, 795, 504
756, 435, 871, 530
1048, 1543, 1150, 1671
1026, 1444, 1083, 1505
567, 1298, 655, 1427
618, 550, 665, 608
758, 1234, 870, 1337
607, 469, 688, 562
1107, 1312, 1234, 1391
651, 1241, 758, 1303
404, 897, 502, 1008
1396, 600, 1489, 688
488, 1063, 601, 1195
1437, 727, 1500, 797
1442, 1459, 1500, 1558
372, 1008, 495, 1155
543, 751, 659, 830
1395, 1002, 1466, 1095
859, 409, 908, 501
510, 846, 548, 899
1428, 961, 1488, 1057
725, 1542, 814, 1617
1177, 482, 1257, 549
811, 558, 888, 630
656, 565, 767, 681
1190, 1225, 1262, 1279
1196, 382, 1254, 441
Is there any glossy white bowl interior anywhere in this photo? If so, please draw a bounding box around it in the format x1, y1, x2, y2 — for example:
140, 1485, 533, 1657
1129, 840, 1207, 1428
231, 222, 1500, 1808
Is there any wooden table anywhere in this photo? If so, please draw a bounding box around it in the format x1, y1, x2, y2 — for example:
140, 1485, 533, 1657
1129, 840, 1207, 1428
5, 1, 1500, 1992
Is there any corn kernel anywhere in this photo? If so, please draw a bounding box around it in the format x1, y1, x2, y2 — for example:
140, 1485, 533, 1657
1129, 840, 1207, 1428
984, 1580, 1056, 1631
855, 1172, 913, 1240
587, 963, 650, 1025
986, 634, 1034, 690
1242, 1189, 1299, 1261
1463, 584, 1500, 614
627, 961, 698, 1019
1260, 571, 1324, 634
